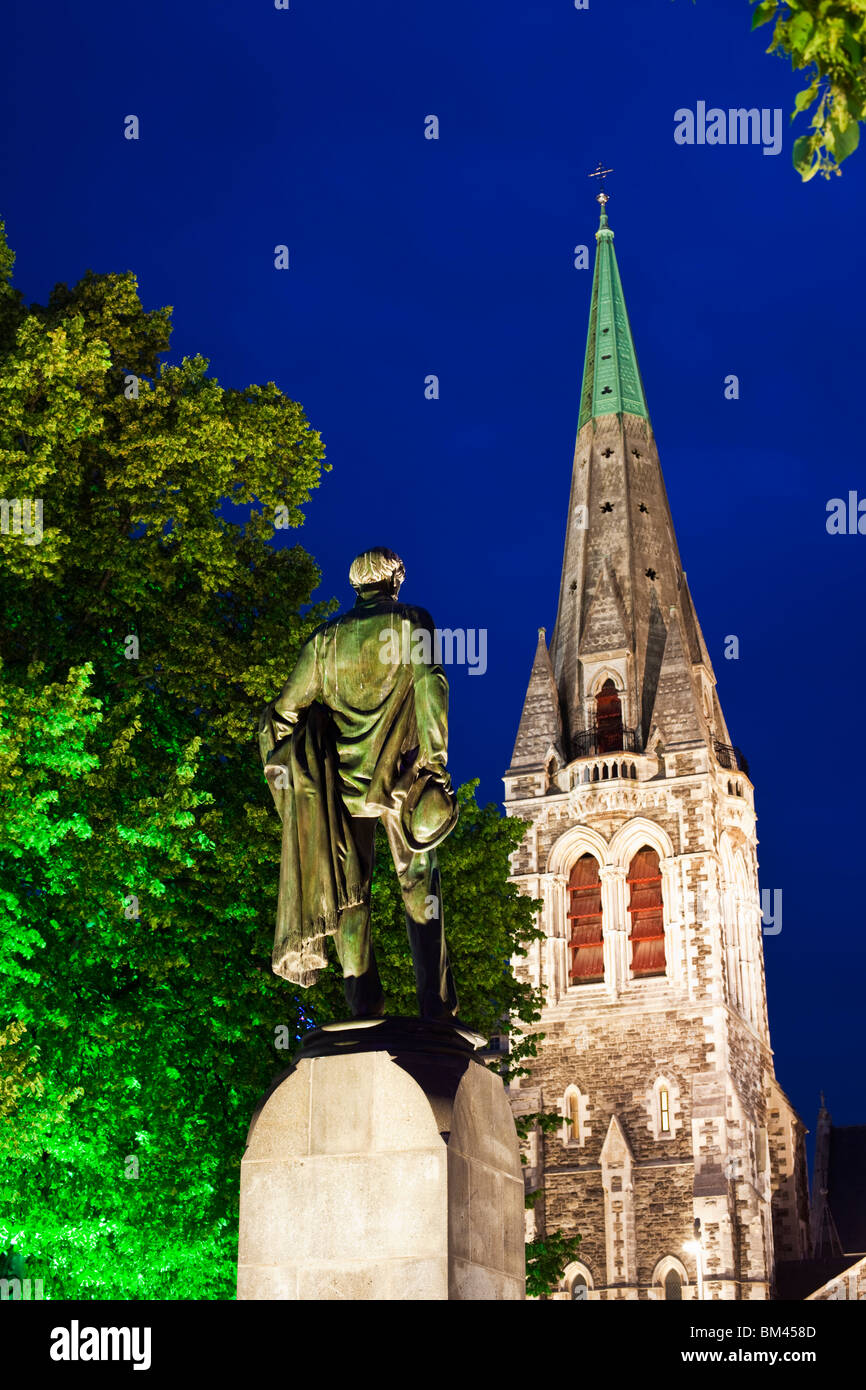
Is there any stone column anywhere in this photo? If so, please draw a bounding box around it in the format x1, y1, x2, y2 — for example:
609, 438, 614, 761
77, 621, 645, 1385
600, 865, 627, 995
546, 872, 569, 1004
237, 1018, 525, 1301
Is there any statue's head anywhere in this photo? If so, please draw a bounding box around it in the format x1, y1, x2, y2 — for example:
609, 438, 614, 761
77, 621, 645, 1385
349, 547, 405, 600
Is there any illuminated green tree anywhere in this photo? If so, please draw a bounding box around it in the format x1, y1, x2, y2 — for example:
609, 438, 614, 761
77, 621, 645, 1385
0, 220, 552, 1298
0, 214, 334, 1296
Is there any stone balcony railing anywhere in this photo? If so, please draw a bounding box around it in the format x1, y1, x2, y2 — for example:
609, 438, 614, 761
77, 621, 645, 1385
713, 740, 750, 778
506, 732, 750, 803
570, 754, 641, 787
571, 727, 639, 758
564, 728, 642, 788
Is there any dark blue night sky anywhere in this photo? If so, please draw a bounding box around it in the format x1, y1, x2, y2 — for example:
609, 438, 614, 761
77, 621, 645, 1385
3, 1, 864, 1139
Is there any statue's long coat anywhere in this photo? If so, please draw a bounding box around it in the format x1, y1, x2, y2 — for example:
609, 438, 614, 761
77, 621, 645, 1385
258, 589, 450, 985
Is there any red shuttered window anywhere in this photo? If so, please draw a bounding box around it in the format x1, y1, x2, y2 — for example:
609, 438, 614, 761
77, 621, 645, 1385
596, 678, 623, 753
627, 846, 666, 976
568, 854, 604, 983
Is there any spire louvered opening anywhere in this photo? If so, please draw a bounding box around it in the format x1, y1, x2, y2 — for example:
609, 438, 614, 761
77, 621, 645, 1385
595, 678, 623, 753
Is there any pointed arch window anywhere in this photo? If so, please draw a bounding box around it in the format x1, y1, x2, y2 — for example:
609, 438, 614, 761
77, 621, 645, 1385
649, 1075, 679, 1140
627, 846, 666, 976
563, 1261, 594, 1299
652, 1255, 689, 1300
595, 678, 623, 753
568, 1089, 581, 1138
659, 1087, 670, 1133
568, 854, 604, 983
562, 1084, 587, 1147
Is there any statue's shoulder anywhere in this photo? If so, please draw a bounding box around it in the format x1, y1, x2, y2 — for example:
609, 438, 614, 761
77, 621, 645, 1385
307, 614, 338, 643
340, 598, 435, 629
393, 600, 435, 631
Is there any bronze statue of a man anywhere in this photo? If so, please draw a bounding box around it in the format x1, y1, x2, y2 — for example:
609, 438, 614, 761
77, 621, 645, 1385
258, 547, 459, 1021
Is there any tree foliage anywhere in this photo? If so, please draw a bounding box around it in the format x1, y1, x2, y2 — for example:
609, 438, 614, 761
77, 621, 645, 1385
751, 0, 866, 178
0, 219, 551, 1298
0, 215, 333, 1296
525, 1230, 583, 1301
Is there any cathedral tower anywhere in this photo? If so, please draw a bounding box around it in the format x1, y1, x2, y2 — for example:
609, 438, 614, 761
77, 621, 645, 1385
504, 191, 810, 1300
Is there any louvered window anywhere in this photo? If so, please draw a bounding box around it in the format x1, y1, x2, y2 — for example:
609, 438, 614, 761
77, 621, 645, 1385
596, 678, 623, 753
568, 854, 604, 983
627, 845, 666, 976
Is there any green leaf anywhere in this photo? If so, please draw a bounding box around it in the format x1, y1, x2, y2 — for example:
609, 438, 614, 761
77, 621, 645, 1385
834, 117, 860, 162
751, 1, 777, 30
787, 11, 815, 52
792, 134, 818, 178
793, 82, 818, 113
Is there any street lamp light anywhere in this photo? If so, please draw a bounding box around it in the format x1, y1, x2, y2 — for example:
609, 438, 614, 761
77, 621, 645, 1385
683, 1218, 705, 1300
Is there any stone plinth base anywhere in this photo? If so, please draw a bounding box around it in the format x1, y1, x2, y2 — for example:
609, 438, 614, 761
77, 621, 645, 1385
237, 1017, 525, 1300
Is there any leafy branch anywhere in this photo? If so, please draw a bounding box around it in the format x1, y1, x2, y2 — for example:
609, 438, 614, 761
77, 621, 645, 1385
525, 1230, 583, 1300
751, 0, 865, 178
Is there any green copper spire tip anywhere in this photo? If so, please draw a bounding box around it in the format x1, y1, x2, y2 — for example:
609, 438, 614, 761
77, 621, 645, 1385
577, 191, 649, 432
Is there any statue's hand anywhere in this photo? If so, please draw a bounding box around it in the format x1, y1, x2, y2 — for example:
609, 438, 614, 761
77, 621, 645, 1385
417, 761, 451, 789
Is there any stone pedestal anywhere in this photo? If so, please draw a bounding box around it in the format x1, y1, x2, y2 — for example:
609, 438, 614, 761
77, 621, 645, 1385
237, 1018, 525, 1300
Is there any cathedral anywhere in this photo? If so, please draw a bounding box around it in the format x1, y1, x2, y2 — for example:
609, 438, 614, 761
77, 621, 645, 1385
503, 189, 813, 1300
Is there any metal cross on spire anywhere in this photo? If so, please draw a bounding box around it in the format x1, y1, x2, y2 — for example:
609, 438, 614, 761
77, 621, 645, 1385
588, 161, 614, 207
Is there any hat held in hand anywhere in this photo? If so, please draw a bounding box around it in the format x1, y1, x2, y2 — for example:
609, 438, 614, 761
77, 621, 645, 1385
399, 767, 459, 852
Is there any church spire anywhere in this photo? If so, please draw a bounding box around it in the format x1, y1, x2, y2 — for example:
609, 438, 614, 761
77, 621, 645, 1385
577, 192, 650, 431
537, 187, 724, 765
